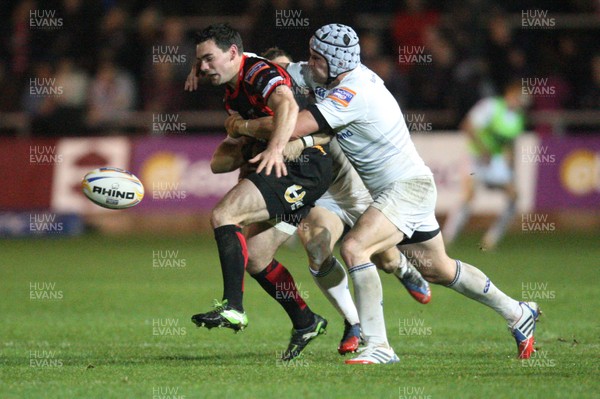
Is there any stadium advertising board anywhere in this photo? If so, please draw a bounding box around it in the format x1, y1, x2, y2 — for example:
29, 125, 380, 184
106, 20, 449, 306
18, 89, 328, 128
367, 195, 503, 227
535, 136, 600, 210
130, 136, 238, 211
1, 134, 540, 215
0, 138, 55, 210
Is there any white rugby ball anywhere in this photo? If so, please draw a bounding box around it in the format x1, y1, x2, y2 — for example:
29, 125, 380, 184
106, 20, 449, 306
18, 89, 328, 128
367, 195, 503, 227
82, 167, 144, 209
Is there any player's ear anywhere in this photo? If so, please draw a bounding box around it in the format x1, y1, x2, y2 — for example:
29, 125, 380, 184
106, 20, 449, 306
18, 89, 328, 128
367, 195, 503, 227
229, 44, 238, 60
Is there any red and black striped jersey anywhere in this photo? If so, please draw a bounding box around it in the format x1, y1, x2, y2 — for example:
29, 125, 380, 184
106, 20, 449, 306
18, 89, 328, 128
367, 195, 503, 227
225, 55, 292, 120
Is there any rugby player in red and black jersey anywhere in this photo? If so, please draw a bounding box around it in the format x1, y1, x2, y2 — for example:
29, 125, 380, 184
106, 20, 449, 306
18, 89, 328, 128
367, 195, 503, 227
184, 24, 332, 360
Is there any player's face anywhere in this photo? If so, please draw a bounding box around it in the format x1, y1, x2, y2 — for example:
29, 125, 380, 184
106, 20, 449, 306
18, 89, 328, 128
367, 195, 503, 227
196, 39, 237, 86
308, 48, 329, 84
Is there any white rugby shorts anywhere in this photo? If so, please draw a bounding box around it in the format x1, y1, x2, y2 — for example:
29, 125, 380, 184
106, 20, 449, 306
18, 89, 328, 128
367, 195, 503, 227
370, 175, 439, 238
315, 187, 371, 228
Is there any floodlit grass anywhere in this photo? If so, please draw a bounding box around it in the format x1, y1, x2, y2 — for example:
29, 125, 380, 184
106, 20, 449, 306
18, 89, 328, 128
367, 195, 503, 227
1, 231, 598, 398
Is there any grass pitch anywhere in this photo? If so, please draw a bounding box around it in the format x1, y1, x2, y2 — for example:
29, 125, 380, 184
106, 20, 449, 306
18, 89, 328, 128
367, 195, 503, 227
1, 231, 598, 398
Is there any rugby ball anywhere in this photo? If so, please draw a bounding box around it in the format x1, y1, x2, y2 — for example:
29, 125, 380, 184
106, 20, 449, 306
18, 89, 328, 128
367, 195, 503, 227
82, 167, 144, 209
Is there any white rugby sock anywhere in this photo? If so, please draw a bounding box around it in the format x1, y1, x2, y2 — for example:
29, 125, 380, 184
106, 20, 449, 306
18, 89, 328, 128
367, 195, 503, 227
310, 257, 359, 325
349, 262, 388, 347
447, 260, 522, 324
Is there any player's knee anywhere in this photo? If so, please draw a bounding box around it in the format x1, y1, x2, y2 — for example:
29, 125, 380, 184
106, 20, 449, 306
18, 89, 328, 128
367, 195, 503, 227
210, 204, 233, 228
210, 208, 222, 228
305, 240, 329, 269
304, 233, 332, 269
340, 236, 366, 266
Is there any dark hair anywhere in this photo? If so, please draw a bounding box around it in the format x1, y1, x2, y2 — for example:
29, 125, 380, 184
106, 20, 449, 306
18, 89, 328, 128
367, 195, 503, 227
195, 23, 244, 53
261, 47, 293, 62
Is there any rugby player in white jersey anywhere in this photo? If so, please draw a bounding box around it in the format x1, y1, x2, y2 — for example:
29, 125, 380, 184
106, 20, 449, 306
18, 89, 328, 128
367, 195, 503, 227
231, 24, 541, 364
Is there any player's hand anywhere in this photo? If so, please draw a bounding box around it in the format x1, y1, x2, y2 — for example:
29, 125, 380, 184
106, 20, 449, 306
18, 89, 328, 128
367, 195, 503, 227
184, 65, 199, 91
225, 113, 243, 138
250, 147, 287, 177
282, 139, 304, 161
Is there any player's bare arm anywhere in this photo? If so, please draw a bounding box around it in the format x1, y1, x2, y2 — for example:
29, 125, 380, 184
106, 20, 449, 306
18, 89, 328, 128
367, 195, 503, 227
236, 99, 323, 141
291, 109, 322, 139
210, 136, 249, 173
226, 113, 328, 143
282, 132, 332, 161
210, 131, 322, 173
225, 113, 274, 139
225, 112, 330, 161
227, 109, 321, 141
249, 85, 299, 177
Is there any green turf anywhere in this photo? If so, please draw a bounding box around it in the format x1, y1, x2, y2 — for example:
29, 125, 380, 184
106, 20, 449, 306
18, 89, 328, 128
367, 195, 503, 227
1, 231, 598, 398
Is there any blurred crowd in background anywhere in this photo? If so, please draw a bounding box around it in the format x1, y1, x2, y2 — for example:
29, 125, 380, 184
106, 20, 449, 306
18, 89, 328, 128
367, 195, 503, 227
1, 0, 599, 136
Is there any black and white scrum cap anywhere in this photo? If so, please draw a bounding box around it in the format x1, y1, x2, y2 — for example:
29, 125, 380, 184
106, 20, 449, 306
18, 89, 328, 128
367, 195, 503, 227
310, 23, 360, 81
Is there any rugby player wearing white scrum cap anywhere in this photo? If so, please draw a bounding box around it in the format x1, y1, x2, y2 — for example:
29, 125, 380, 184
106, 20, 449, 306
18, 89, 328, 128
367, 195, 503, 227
235, 23, 540, 364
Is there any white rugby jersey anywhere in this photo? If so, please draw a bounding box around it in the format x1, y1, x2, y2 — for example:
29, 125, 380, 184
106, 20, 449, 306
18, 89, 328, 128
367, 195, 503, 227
326, 137, 370, 203
287, 62, 431, 196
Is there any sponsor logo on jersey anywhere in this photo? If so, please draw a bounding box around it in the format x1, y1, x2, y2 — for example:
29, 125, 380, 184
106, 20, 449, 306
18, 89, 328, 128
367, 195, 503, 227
327, 87, 356, 107
284, 184, 306, 210
336, 130, 354, 140
245, 61, 270, 84
314, 86, 327, 100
